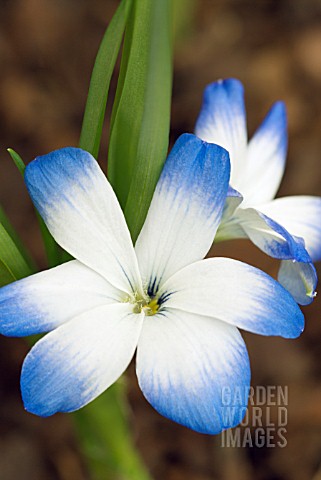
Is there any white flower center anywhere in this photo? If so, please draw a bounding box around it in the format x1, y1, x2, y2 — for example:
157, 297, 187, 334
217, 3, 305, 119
126, 292, 160, 316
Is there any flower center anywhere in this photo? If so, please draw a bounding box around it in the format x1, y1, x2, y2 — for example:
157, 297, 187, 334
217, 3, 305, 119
143, 297, 159, 316
131, 294, 160, 316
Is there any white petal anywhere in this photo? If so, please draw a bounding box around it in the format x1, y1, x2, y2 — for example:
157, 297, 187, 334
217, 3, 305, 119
215, 186, 246, 242
259, 196, 321, 261
195, 78, 248, 186
233, 207, 311, 262
25, 148, 142, 294
158, 258, 304, 338
241, 102, 287, 205
0, 260, 120, 336
21, 303, 144, 416
136, 309, 250, 434
135, 134, 230, 296
222, 186, 244, 219
217, 207, 317, 305
278, 260, 317, 306
216, 205, 301, 247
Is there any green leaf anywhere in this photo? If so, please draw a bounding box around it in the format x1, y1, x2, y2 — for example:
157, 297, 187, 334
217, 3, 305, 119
74, 381, 151, 480
0, 150, 35, 276
108, 0, 173, 242
7, 148, 26, 175
0, 257, 20, 285
0, 222, 32, 283
172, 0, 196, 44
79, 0, 132, 159
0, 204, 36, 272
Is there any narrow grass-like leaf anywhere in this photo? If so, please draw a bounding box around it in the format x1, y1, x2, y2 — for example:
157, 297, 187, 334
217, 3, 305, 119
74, 382, 151, 480
7, 148, 25, 175
108, 0, 173, 241
0, 257, 18, 285
79, 0, 131, 158
0, 204, 35, 272
0, 222, 32, 283
172, 0, 196, 44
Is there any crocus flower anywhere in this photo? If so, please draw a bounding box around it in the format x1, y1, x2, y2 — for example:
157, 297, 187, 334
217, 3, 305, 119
0, 134, 304, 434
195, 78, 321, 305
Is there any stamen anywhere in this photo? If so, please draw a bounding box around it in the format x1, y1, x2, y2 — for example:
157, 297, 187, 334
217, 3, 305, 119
143, 297, 159, 316
125, 290, 160, 316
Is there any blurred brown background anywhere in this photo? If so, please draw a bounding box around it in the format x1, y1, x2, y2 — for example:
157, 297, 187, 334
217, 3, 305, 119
0, 0, 321, 479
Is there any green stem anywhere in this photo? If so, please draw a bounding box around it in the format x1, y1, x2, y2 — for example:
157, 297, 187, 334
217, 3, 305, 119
73, 382, 151, 480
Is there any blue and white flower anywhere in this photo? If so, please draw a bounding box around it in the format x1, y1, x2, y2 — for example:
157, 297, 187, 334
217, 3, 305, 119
195, 78, 321, 305
0, 134, 304, 434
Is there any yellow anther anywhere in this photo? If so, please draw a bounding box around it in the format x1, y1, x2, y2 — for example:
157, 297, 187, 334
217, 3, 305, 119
143, 297, 159, 316
129, 292, 159, 316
